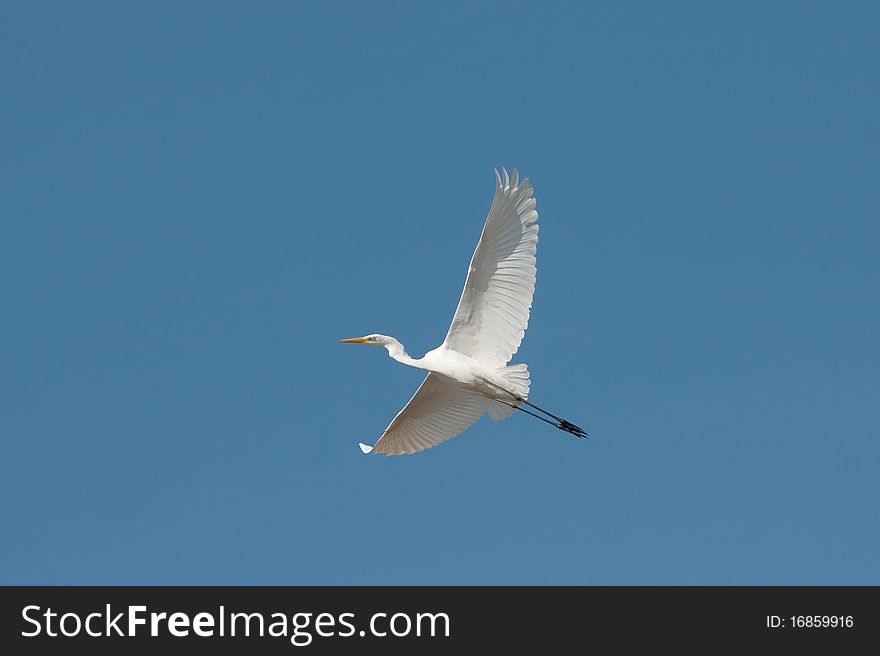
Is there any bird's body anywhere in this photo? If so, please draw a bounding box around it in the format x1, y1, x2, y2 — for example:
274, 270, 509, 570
421, 349, 516, 401
342, 168, 586, 455
369, 337, 525, 403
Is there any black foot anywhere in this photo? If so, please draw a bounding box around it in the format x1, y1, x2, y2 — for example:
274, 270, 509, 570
557, 420, 589, 439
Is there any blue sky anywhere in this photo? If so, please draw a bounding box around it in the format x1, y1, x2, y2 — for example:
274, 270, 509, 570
2, 2, 878, 584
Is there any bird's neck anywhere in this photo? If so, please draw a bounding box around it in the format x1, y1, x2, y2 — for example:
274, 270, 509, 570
384, 338, 422, 368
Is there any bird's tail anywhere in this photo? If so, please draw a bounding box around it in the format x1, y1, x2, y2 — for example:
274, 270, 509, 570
499, 363, 530, 399
486, 363, 531, 421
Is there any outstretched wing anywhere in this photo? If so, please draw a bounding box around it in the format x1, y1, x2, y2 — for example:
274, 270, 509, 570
359, 374, 486, 456
442, 167, 539, 368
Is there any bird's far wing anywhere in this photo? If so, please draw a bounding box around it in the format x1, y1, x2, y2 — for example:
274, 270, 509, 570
359, 373, 486, 456
442, 168, 539, 367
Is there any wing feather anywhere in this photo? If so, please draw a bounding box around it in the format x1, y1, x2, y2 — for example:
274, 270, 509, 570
360, 373, 486, 455
442, 167, 539, 366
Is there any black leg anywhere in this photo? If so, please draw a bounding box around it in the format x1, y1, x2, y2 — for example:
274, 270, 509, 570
495, 400, 589, 439
519, 399, 588, 436
482, 378, 589, 438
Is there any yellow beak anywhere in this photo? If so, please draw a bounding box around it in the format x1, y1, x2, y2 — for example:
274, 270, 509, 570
340, 336, 368, 343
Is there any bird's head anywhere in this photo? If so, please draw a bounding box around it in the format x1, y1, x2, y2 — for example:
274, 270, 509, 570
339, 333, 388, 347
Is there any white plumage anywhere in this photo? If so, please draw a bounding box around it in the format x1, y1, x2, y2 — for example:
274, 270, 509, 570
342, 167, 586, 456
358, 374, 486, 455
443, 168, 539, 367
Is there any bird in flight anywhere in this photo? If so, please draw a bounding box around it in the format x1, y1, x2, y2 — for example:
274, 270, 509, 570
342, 167, 587, 455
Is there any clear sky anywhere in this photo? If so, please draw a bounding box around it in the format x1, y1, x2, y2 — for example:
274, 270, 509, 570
2, 2, 878, 584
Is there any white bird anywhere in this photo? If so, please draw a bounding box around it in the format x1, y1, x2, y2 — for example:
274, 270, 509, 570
342, 167, 587, 455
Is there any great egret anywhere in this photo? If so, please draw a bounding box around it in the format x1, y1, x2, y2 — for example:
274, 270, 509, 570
342, 167, 587, 455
